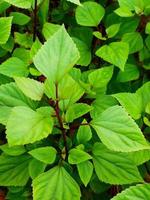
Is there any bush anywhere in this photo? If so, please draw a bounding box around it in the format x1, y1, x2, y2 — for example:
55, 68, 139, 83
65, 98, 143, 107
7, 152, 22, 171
0, 0, 150, 199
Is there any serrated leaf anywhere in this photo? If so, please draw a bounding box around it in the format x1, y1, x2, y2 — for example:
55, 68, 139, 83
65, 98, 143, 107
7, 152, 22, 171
42, 22, 60, 40
15, 77, 44, 101
0, 154, 31, 186
0, 57, 29, 77
29, 146, 57, 164
91, 105, 149, 152
113, 93, 142, 119
0, 82, 37, 109
0, 105, 11, 125
111, 184, 150, 200
96, 42, 129, 71
68, 148, 92, 164
93, 143, 143, 184
34, 26, 80, 83
6, 106, 53, 146
77, 161, 93, 186
75, 1, 105, 27
33, 166, 81, 200
0, 17, 12, 44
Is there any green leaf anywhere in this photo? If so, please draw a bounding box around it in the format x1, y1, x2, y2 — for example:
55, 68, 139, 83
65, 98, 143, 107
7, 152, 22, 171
29, 146, 57, 164
14, 32, 33, 48
6, 106, 53, 146
77, 120, 92, 144
0, 105, 11, 125
72, 37, 91, 66
75, 1, 105, 27
111, 184, 150, 200
0, 1, 10, 14
42, 22, 60, 40
88, 66, 113, 88
1, 35, 14, 52
113, 93, 142, 119
0, 82, 37, 109
115, 6, 134, 17
0, 154, 31, 186
67, 0, 81, 6
0, 17, 12, 44
116, 63, 140, 82
34, 26, 80, 83
93, 143, 143, 184
65, 103, 92, 123
15, 77, 44, 101
122, 32, 143, 54
118, 0, 135, 10
106, 24, 121, 38
0, 144, 26, 156
96, 42, 129, 71
128, 149, 150, 165
29, 159, 46, 179
90, 95, 117, 118
136, 81, 150, 110
91, 105, 149, 152
0, 57, 29, 78
10, 12, 30, 25
77, 161, 93, 186
68, 148, 92, 164
30, 38, 42, 60
146, 22, 150, 34
4, 0, 32, 8
33, 166, 81, 200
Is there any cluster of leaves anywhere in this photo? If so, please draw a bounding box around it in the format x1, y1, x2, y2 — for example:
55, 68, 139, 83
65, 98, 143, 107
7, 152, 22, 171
0, 0, 150, 199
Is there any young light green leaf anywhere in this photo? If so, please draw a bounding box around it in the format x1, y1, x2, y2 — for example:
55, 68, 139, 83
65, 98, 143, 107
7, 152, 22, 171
0, 17, 12, 44
0, 57, 29, 77
6, 106, 53, 146
106, 24, 120, 38
67, 0, 81, 6
33, 166, 81, 200
14, 32, 33, 48
0, 154, 31, 186
34, 26, 80, 83
29, 146, 57, 164
77, 120, 92, 144
15, 77, 44, 101
146, 22, 150, 34
68, 148, 92, 164
77, 161, 93, 186
93, 143, 143, 184
88, 66, 113, 88
111, 184, 150, 200
91, 105, 149, 152
75, 1, 105, 27
115, 6, 134, 17
96, 42, 129, 71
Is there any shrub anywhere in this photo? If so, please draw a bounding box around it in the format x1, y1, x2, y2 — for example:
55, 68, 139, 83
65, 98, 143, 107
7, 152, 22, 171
0, 0, 150, 199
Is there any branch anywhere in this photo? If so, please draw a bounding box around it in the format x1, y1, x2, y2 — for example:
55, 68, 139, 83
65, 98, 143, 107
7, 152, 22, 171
55, 83, 68, 158
33, 0, 37, 41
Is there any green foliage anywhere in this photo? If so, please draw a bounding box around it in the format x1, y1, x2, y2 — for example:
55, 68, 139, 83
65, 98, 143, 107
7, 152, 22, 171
0, 0, 150, 199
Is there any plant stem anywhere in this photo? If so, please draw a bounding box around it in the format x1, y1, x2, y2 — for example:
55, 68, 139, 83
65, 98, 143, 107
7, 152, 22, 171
55, 84, 68, 158
33, 0, 37, 41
